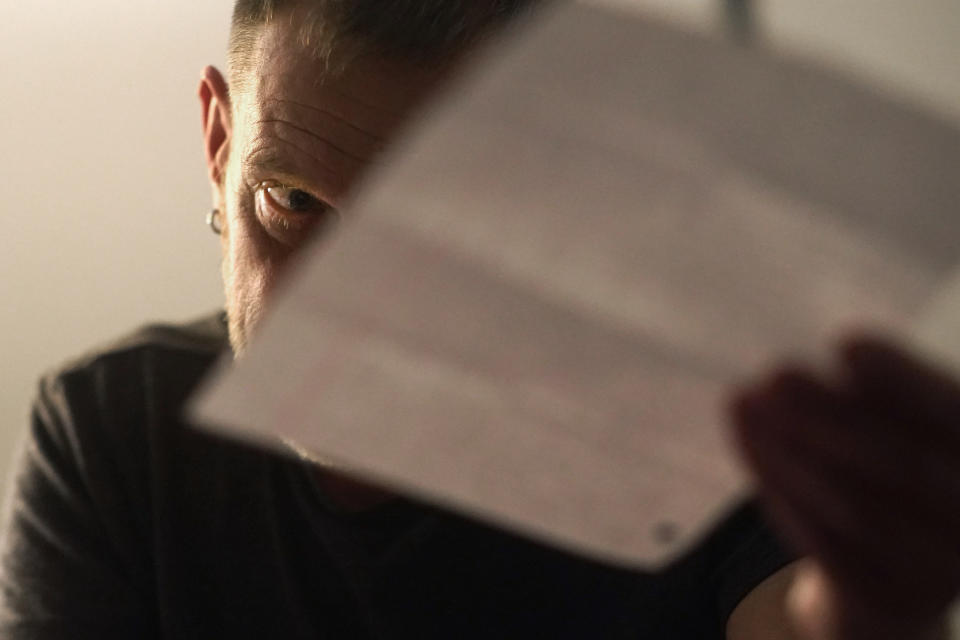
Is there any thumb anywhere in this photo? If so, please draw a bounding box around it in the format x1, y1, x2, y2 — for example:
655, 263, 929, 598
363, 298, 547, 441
787, 560, 949, 640
787, 560, 840, 640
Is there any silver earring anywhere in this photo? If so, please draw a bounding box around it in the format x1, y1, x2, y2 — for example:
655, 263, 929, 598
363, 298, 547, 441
207, 208, 222, 235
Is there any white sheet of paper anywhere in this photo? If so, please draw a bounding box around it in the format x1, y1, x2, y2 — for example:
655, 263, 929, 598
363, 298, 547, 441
189, 2, 960, 569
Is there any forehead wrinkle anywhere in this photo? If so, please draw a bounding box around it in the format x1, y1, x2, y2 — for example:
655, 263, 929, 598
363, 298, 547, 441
260, 96, 391, 165
265, 97, 392, 141
254, 118, 370, 166
244, 136, 351, 203
258, 58, 406, 131
262, 96, 396, 159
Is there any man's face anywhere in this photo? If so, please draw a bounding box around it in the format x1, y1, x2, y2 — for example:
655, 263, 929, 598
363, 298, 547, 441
207, 11, 453, 355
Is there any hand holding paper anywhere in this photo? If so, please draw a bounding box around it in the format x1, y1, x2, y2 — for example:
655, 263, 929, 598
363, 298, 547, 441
732, 337, 960, 639
191, 1, 960, 574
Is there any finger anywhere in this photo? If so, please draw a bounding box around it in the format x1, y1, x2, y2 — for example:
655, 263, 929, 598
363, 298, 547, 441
788, 562, 943, 640
733, 406, 960, 617
735, 374, 960, 565
840, 335, 960, 447
732, 384, 960, 565
774, 420, 960, 554
744, 370, 960, 538
735, 395, 908, 568
738, 429, 958, 618
764, 478, 959, 621
758, 417, 960, 580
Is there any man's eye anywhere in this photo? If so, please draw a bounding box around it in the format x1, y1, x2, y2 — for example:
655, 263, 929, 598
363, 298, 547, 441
264, 184, 328, 214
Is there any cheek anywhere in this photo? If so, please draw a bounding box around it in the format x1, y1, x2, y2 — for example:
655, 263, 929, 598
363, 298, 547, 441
220, 184, 300, 340
222, 227, 282, 355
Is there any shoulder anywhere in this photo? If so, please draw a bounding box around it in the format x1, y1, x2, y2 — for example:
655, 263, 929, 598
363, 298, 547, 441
0, 313, 231, 634
39, 311, 229, 416
47, 310, 227, 384
31, 311, 230, 472
21, 309, 232, 523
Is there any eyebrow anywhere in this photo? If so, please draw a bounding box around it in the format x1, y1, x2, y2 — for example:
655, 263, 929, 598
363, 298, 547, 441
242, 141, 348, 205
255, 118, 368, 165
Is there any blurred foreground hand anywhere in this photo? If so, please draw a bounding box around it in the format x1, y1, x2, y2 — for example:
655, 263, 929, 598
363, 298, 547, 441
730, 336, 960, 640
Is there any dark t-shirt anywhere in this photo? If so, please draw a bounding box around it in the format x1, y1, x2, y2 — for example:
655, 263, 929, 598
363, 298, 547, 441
0, 313, 797, 639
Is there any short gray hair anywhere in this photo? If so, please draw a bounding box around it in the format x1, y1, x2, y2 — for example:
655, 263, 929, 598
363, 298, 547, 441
228, 0, 540, 89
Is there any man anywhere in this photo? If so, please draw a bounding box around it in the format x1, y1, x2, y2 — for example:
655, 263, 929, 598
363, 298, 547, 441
1, 1, 957, 638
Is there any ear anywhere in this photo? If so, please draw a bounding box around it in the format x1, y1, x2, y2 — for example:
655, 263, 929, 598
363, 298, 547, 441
198, 65, 232, 196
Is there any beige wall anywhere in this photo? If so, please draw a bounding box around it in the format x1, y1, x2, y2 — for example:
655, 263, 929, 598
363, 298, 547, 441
0, 2, 229, 487
762, 0, 960, 124
1, 1, 958, 495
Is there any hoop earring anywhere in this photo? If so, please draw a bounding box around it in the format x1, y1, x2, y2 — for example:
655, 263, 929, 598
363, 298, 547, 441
206, 208, 222, 235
